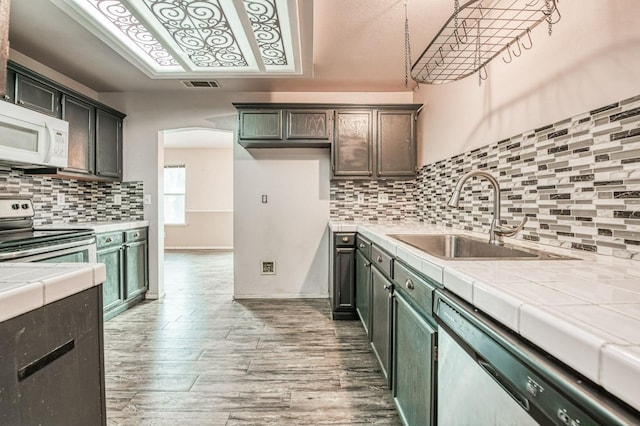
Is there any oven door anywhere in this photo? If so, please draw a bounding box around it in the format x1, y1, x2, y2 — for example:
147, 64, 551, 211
0, 237, 97, 263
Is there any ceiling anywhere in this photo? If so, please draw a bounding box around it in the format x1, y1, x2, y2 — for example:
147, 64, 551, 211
8, 0, 451, 93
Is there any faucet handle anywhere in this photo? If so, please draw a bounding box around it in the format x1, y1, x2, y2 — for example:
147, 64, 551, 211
494, 216, 528, 237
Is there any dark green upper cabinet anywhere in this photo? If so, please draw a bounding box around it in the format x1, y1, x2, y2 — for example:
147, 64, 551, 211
377, 110, 417, 178
239, 110, 283, 140
95, 109, 123, 180
286, 109, 332, 140
333, 110, 373, 177
235, 104, 333, 148
15, 74, 61, 117
62, 94, 95, 175
7, 61, 126, 182
333, 106, 420, 180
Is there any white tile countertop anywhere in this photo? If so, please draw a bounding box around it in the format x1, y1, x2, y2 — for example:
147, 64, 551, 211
0, 263, 106, 323
329, 220, 640, 413
41, 220, 149, 233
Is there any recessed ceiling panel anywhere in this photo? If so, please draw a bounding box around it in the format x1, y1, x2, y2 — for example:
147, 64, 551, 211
53, 0, 302, 77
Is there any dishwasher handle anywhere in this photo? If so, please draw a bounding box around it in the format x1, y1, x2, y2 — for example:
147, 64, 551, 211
477, 357, 530, 412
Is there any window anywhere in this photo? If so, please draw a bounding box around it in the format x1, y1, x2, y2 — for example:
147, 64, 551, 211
164, 165, 186, 225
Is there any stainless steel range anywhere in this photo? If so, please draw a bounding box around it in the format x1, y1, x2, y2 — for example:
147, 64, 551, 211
0, 196, 96, 263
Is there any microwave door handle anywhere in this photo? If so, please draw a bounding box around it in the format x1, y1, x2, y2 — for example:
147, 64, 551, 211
43, 122, 55, 163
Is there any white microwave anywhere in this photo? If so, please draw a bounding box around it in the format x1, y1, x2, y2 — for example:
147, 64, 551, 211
0, 101, 69, 168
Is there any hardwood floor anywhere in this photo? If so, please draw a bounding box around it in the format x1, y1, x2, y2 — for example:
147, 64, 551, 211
105, 251, 401, 425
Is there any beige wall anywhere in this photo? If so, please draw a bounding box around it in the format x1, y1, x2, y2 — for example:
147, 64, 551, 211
414, 0, 640, 165
164, 147, 233, 249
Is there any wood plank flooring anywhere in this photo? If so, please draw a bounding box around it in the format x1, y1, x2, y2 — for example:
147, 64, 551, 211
105, 251, 401, 425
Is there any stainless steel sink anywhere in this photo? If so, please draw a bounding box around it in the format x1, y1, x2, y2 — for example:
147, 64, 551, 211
389, 234, 574, 260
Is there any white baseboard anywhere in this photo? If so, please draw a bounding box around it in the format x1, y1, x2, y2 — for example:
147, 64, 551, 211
232, 293, 329, 300
165, 246, 233, 251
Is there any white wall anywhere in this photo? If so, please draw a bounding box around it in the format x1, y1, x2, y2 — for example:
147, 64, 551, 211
100, 90, 412, 300
164, 147, 233, 249
414, 0, 640, 165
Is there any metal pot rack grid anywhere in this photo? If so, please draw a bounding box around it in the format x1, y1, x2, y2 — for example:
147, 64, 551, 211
411, 0, 560, 85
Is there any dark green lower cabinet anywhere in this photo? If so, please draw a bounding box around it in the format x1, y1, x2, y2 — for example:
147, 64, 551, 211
98, 228, 148, 320
370, 265, 393, 387
355, 250, 372, 337
98, 245, 124, 312
125, 239, 147, 300
393, 292, 437, 426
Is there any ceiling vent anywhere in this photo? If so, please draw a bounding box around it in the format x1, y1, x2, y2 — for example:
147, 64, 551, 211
181, 80, 220, 88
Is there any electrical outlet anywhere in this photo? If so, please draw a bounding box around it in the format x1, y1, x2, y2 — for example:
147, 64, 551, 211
57, 193, 65, 205
378, 193, 389, 203
357, 193, 365, 204
113, 194, 122, 205
144, 194, 152, 205
260, 260, 276, 275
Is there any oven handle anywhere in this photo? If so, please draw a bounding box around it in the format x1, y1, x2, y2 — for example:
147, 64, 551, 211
0, 237, 96, 261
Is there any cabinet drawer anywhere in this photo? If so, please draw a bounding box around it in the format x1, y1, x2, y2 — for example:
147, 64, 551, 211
335, 232, 356, 248
394, 261, 436, 318
371, 244, 393, 278
96, 232, 123, 249
125, 228, 147, 242
356, 234, 372, 259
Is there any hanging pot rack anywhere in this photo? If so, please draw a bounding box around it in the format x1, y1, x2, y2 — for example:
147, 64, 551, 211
411, 0, 560, 85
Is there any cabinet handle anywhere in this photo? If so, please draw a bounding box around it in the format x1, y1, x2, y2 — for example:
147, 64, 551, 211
359, 243, 365, 248
133, 233, 140, 238
405, 279, 415, 290
383, 283, 392, 291
364, 261, 370, 267
341, 236, 349, 243
18, 100, 25, 105
2, 94, 9, 100
105, 237, 113, 243
376, 255, 383, 263
18, 339, 75, 381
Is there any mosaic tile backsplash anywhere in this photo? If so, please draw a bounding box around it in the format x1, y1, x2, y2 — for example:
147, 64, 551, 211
330, 94, 640, 260
417, 94, 640, 260
0, 169, 144, 226
330, 180, 416, 221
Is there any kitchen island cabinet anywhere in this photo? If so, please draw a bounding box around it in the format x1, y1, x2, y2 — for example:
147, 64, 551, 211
0, 285, 106, 425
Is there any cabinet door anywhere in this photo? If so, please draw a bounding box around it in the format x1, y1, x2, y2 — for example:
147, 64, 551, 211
286, 109, 332, 140
393, 292, 436, 426
98, 245, 124, 312
334, 247, 356, 312
62, 95, 95, 175
2, 67, 15, 103
333, 110, 373, 177
15, 74, 61, 117
238, 110, 283, 140
355, 250, 372, 337
95, 109, 123, 180
377, 110, 416, 178
125, 239, 148, 300
370, 266, 392, 387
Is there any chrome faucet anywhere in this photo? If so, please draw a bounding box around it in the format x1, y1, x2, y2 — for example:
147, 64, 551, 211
447, 170, 527, 245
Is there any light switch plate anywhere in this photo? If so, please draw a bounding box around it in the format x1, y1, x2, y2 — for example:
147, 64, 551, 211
144, 194, 152, 205
113, 194, 122, 205
357, 193, 365, 204
57, 193, 65, 206
378, 193, 389, 203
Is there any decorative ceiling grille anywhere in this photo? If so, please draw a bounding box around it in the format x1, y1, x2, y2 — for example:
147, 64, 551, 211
86, 0, 179, 67
243, 0, 287, 66
54, 0, 300, 77
142, 0, 248, 68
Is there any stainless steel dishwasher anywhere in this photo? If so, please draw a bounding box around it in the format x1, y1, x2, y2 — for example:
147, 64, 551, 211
434, 290, 640, 426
